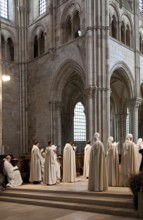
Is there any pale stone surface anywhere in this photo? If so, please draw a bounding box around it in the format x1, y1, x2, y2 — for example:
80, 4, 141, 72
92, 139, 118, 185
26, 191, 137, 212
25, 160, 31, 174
0, 202, 138, 220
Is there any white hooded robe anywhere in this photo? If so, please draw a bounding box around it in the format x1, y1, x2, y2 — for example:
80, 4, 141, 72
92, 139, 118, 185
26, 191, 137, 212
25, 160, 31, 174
88, 140, 108, 191
29, 145, 42, 182
63, 143, 76, 183
43, 147, 57, 185
83, 144, 92, 178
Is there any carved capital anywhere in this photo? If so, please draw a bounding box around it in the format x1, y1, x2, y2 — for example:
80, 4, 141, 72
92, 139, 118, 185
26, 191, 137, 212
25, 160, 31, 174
48, 48, 56, 60
128, 98, 142, 110
85, 86, 97, 98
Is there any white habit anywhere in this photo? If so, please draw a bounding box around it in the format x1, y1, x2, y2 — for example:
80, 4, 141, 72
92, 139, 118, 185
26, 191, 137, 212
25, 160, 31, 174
120, 135, 138, 186
43, 147, 57, 185
41, 157, 45, 181
106, 139, 119, 186
63, 143, 76, 183
29, 145, 42, 182
83, 144, 92, 178
51, 145, 61, 180
88, 133, 108, 192
3, 159, 23, 187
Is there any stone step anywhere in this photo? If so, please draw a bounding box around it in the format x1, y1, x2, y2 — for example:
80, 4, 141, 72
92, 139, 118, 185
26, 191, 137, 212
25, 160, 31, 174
2, 190, 134, 209
8, 187, 133, 199
0, 195, 138, 218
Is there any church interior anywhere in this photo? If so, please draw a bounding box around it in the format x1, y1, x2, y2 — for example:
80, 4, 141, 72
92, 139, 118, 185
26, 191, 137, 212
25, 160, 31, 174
0, 0, 143, 219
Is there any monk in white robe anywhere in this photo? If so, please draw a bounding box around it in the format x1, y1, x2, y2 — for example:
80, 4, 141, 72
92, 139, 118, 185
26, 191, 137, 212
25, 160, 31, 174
41, 150, 45, 182
44, 141, 57, 185
120, 134, 138, 186
51, 145, 61, 182
83, 140, 92, 178
29, 142, 42, 183
3, 155, 23, 187
88, 133, 108, 192
63, 141, 76, 183
106, 136, 119, 186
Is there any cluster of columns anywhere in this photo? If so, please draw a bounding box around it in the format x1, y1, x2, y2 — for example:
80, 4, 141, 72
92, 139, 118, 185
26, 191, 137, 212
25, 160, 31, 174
85, 0, 110, 145
17, 0, 29, 155
49, 101, 62, 153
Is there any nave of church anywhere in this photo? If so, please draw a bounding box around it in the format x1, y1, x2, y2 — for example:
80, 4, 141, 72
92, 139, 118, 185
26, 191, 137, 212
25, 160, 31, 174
1, 0, 143, 219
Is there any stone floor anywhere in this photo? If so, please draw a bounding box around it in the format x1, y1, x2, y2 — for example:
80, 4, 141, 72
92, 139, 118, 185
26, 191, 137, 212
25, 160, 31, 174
18, 177, 132, 195
0, 177, 136, 220
0, 202, 138, 220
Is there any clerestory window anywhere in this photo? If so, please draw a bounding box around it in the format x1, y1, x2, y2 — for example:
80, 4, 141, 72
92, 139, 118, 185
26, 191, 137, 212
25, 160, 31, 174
0, 0, 8, 19
39, 0, 46, 16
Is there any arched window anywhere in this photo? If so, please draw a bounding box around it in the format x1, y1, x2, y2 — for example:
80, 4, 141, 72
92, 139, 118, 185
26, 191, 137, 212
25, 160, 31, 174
111, 16, 117, 39
39, 32, 45, 55
73, 11, 81, 38
74, 102, 86, 141
39, 0, 46, 16
34, 36, 38, 58
139, 0, 143, 13
64, 16, 72, 43
7, 38, 14, 61
126, 108, 130, 136
126, 25, 131, 47
1, 35, 6, 59
0, 0, 8, 19
121, 21, 125, 44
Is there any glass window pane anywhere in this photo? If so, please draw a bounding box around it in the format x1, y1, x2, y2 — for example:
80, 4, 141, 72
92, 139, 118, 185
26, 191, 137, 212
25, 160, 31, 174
39, 0, 46, 16
74, 102, 86, 141
126, 108, 130, 136
0, 0, 8, 19
139, 0, 143, 13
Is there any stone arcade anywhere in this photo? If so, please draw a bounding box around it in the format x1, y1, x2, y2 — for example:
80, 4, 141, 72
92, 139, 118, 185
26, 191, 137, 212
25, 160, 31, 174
0, 0, 143, 219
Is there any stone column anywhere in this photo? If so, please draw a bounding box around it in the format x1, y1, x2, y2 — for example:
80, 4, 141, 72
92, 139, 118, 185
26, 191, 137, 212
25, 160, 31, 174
48, 0, 53, 49
0, 23, 2, 148
17, 0, 28, 155
55, 101, 62, 153
114, 114, 120, 141
134, 1, 141, 98
118, 21, 121, 41
128, 99, 142, 143
120, 113, 127, 147
85, 0, 110, 145
85, 87, 96, 141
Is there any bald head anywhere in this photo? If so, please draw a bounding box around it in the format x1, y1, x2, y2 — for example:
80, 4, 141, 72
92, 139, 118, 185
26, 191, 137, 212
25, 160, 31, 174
6, 155, 11, 162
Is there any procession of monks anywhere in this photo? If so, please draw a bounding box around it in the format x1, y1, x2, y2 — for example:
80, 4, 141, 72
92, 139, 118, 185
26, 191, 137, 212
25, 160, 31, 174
2, 132, 143, 192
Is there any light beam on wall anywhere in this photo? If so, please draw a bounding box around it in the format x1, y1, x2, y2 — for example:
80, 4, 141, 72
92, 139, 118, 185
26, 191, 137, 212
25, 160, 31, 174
2, 75, 11, 82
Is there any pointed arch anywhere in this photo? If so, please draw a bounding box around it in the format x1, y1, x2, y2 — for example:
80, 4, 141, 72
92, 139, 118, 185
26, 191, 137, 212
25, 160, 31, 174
51, 59, 86, 102
110, 62, 135, 99
7, 37, 14, 61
